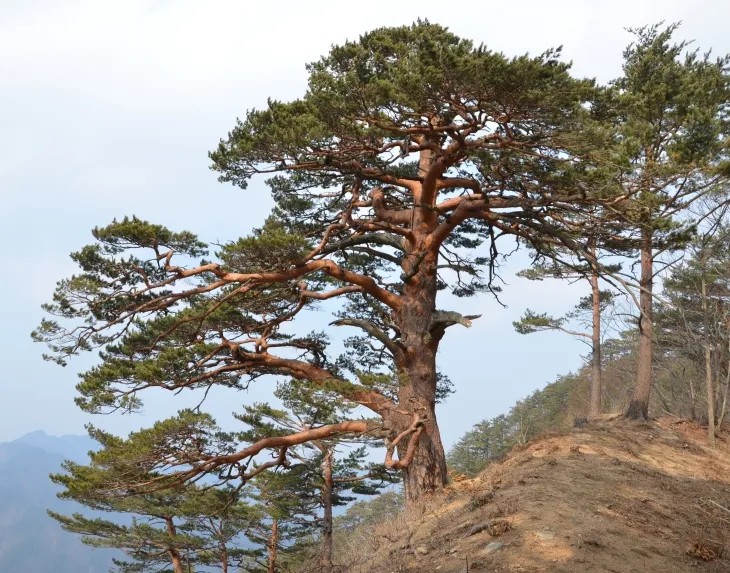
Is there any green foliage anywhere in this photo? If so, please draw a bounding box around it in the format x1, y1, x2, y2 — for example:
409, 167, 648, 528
49, 426, 264, 573
333, 489, 404, 534
33, 21, 730, 518
513, 292, 615, 338
513, 310, 565, 335
447, 374, 582, 476
238, 379, 400, 527
606, 23, 730, 246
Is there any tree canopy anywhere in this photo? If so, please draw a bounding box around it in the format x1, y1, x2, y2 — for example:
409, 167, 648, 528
35, 21, 632, 501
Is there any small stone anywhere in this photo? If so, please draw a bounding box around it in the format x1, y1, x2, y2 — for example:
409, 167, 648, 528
536, 530, 556, 541
415, 546, 429, 555
467, 521, 494, 537
482, 541, 505, 555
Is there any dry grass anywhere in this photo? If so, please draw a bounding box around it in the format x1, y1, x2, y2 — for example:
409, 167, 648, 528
315, 416, 730, 572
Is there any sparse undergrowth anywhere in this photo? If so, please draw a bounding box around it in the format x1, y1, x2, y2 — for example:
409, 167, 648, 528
300, 416, 730, 572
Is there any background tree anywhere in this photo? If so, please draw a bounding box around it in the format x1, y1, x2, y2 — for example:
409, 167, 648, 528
245, 467, 320, 573
514, 254, 618, 417
603, 23, 730, 419
238, 380, 399, 571
446, 373, 582, 476
34, 21, 631, 501
654, 202, 730, 444
49, 426, 263, 573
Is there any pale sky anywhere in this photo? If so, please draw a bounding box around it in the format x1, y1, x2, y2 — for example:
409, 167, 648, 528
2, 0, 728, 447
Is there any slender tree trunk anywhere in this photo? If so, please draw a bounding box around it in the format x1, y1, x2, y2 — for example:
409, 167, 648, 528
321, 447, 334, 571
702, 276, 716, 447
717, 372, 728, 430
589, 242, 602, 417
717, 330, 730, 430
689, 375, 697, 421
627, 227, 654, 420
220, 540, 228, 573
164, 517, 185, 573
268, 519, 278, 573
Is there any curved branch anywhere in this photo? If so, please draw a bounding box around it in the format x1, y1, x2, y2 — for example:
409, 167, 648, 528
330, 318, 404, 359
370, 188, 412, 225
298, 283, 362, 300
319, 233, 404, 256
138, 421, 377, 491
230, 346, 397, 415
384, 413, 425, 470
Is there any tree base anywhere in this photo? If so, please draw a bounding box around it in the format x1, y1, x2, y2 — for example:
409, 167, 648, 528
625, 400, 649, 421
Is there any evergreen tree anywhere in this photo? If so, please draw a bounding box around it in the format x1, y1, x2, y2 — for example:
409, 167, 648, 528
654, 205, 730, 443
48, 426, 264, 573
245, 467, 320, 573
604, 23, 730, 419
238, 380, 398, 571
447, 374, 581, 476
514, 254, 618, 417
333, 490, 404, 535
35, 22, 633, 500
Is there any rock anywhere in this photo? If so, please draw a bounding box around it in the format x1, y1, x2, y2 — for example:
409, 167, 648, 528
482, 541, 505, 555
415, 546, 429, 555
467, 521, 494, 537
536, 530, 556, 541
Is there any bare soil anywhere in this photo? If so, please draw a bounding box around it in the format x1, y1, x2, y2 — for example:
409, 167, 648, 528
350, 416, 730, 572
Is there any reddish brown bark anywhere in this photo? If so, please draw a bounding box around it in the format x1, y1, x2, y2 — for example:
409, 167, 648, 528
627, 228, 653, 420
268, 519, 278, 573
394, 244, 448, 500
140, 420, 374, 489
164, 517, 185, 573
220, 537, 228, 573
321, 449, 334, 571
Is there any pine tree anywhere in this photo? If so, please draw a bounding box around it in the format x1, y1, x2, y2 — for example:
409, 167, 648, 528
514, 253, 618, 417
48, 426, 264, 573
238, 380, 399, 570
35, 21, 634, 500
605, 23, 730, 419
654, 203, 730, 443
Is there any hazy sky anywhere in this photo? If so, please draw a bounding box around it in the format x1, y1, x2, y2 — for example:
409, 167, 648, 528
2, 0, 729, 447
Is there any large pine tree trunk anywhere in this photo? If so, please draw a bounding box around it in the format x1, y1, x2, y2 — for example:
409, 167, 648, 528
399, 400, 448, 501
396, 323, 448, 501
702, 276, 716, 447
321, 448, 334, 571
589, 245, 602, 417
395, 246, 448, 501
627, 228, 654, 420
268, 519, 278, 573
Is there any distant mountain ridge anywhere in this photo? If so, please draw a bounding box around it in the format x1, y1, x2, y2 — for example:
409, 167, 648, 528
12, 429, 96, 463
0, 431, 114, 573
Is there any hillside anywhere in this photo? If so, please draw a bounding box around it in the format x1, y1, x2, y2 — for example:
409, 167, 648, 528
331, 417, 730, 572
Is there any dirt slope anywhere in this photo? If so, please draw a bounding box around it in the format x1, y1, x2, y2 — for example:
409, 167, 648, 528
347, 417, 730, 572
